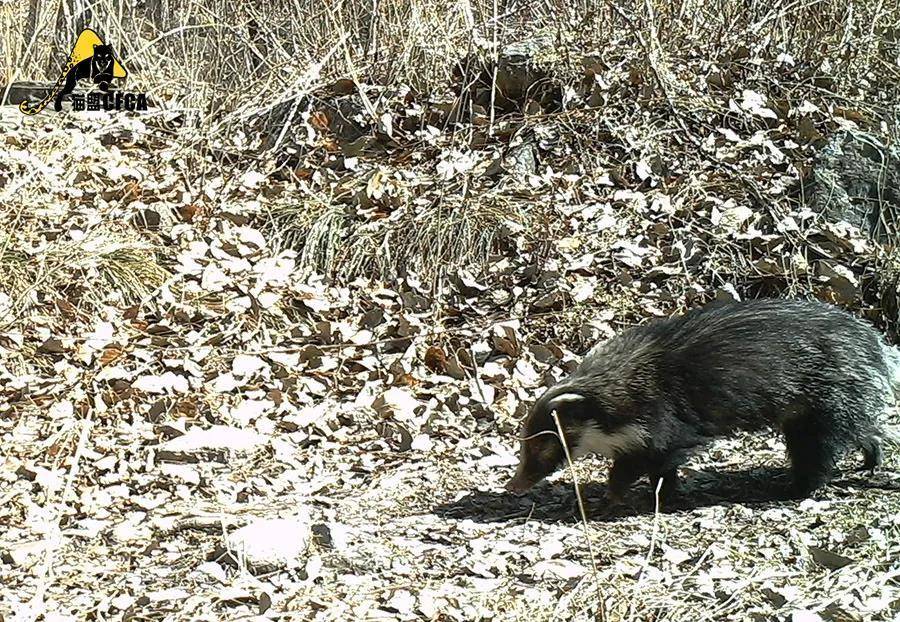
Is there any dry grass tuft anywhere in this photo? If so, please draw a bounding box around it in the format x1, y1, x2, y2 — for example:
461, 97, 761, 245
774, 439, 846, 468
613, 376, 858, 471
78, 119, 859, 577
263, 189, 540, 281
0, 226, 170, 331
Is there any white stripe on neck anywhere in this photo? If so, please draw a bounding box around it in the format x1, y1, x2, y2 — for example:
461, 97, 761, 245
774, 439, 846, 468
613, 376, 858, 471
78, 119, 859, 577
572, 422, 648, 459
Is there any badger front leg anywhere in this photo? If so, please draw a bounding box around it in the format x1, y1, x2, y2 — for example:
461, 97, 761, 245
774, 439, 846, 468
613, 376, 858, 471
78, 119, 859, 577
612, 446, 687, 501
647, 463, 681, 503
607, 453, 648, 503
566, 455, 643, 518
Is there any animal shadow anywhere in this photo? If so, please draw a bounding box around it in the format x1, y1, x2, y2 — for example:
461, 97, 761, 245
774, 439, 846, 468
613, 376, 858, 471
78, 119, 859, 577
432, 465, 898, 524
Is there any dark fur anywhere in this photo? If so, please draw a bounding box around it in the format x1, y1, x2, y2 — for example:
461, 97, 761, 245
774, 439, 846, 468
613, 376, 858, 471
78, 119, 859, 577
54, 44, 115, 111
507, 299, 897, 500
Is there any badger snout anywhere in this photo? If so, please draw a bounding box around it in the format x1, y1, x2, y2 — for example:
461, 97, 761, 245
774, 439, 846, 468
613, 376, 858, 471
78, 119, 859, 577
505, 456, 550, 494
505, 473, 537, 494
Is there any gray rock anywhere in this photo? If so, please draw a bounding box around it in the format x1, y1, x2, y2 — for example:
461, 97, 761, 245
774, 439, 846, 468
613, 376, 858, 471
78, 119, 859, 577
260, 91, 368, 154
1, 82, 56, 106
156, 425, 266, 463
807, 130, 900, 243
225, 516, 310, 571
456, 36, 563, 113
504, 142, 538, 177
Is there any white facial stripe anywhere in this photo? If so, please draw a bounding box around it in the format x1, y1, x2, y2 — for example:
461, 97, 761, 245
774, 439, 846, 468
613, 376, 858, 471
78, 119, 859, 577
572, 422, 648, 459
546, 393, 585, 410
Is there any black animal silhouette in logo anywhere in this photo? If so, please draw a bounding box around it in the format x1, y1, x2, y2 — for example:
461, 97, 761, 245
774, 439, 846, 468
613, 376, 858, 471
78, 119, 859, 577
20, 31, 125, 115
53, 43, 116, 111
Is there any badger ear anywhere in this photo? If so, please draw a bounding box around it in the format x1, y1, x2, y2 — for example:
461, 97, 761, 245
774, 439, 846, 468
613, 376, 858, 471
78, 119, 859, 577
545, 393, 585, 412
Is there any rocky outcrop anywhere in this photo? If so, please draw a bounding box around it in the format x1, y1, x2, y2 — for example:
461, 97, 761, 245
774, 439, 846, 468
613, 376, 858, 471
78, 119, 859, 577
807, 130, 900, 244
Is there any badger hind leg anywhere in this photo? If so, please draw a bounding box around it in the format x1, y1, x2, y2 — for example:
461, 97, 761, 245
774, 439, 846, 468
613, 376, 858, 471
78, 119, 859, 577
861, 436, 883, 472
783, 413, 844, 497
782, 417, 834, 496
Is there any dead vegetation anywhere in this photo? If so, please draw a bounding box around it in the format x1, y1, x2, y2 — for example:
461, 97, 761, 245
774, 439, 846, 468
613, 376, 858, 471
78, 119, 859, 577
1, 0, 900, 620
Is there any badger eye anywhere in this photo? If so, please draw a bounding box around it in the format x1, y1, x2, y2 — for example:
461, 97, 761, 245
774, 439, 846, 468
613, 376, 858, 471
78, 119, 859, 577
527, 436, 559, 461
541, 441, 558, 461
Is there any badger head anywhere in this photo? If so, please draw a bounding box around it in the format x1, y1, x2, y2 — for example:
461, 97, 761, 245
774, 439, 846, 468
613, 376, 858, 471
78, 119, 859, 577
505, 387, 648, 493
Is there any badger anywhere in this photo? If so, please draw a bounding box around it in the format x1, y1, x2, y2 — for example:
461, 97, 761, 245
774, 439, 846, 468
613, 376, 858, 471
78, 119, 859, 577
506, 298, 900, 502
